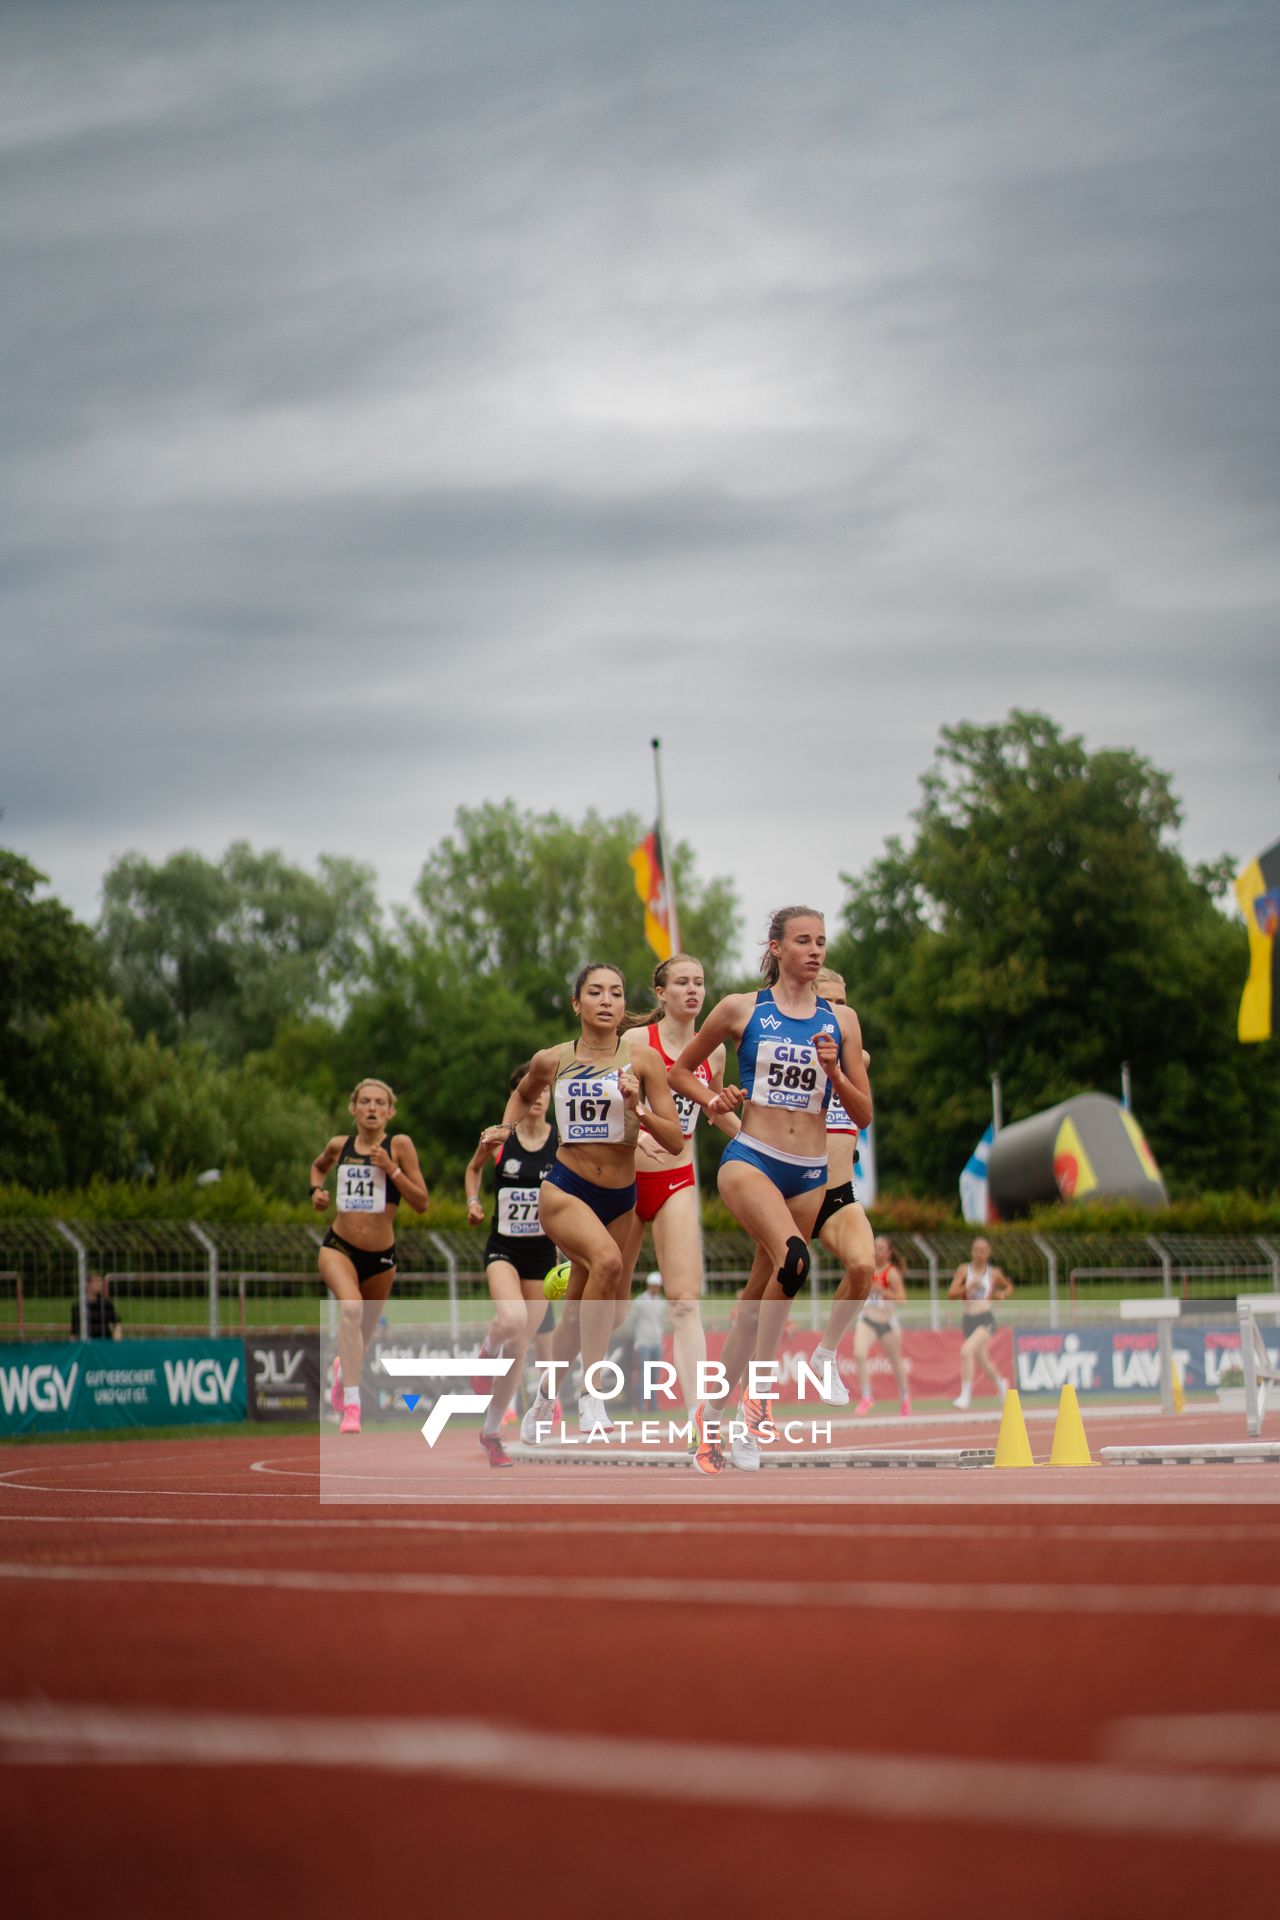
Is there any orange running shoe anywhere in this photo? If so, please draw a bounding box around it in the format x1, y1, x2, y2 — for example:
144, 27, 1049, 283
740, 1392, 773, 1441
688, 1403, 724, 1476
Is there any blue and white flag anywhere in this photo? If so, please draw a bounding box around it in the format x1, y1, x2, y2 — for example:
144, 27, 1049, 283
959, 1124, 995, 1224
854, 1123, 877, 1207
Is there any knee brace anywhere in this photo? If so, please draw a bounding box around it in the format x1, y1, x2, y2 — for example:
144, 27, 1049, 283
778, 1236, 811, 1299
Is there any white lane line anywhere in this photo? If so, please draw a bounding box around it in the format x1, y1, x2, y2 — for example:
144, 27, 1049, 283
4, 1514, 1280, 1545
1, 1701, 1279, 1845
1107, 1714, 1280, 1768
2, 1561, 1279, 1617
2, 1485, 1276, 1508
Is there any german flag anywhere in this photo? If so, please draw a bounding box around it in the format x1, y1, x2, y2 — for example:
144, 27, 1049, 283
628, 826, 673, 962
1235, 838, 1280, 1042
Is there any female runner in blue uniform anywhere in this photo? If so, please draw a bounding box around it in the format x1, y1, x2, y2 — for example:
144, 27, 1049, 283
503, 964, 684, 1438
669, 908, 872, 1472
309, 1078, 429, 1435
806, 966, 878, 1406
464, 1065, 560, 1467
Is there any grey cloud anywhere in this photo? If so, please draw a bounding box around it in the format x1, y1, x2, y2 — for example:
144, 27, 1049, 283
1, 0, 1276, 959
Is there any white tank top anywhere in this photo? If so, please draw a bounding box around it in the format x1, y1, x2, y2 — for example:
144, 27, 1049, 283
964, 1264, 994, 1302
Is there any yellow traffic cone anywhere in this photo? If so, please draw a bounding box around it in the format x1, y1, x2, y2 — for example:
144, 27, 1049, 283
993, 1387, 1035, 1468
1172, 1364, 1185, 1415
1047, 1384, 1094, 1466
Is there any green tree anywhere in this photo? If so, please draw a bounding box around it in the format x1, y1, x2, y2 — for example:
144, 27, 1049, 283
99, 843, 380, 1059
335, 801, 742, 1180
830, 712, 1278, 1195
0, 852, 104, 1184
411, 800, 741, 1025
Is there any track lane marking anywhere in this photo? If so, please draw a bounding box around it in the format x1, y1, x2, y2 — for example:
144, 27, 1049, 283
1108, 1714, 1280, 1768
4, 1513, 1280, 1544
1, 1701, 1278, 1845
2, 1561, 1279, 1616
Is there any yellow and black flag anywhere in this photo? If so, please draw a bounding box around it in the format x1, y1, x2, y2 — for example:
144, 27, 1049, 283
1235, 838, 1280, 1042
628, 825, 673, 962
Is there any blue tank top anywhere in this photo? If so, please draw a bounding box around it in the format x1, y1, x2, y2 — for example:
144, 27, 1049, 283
737, 989, 839, 1117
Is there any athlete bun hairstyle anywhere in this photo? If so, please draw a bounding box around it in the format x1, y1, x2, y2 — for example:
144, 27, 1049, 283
572, 961, 626, 1001
349, 1077, 396, 1112
760, 906, 825, 985
619, 951, 704, 1033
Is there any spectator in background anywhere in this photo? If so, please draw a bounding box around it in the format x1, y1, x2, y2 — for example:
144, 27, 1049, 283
627, 1271, 668, 1413
71, 1273, 122, 1341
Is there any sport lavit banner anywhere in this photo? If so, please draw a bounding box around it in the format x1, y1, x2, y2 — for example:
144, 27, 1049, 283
0, 1340, 247, 1437
1013, 1324, 1277, 1396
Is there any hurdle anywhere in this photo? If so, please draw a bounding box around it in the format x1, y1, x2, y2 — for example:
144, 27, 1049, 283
506, 1444, 996, 1471
1237, 1295, 1280, 1437
1100, 1293, 1280, 1464
1117, 1297, 1182, 1415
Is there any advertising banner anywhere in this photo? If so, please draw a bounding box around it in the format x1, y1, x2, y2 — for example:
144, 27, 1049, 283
0, 1340, 247, 1437
700, 1327, 1012, 1406
1013, 1324, 1278, 1396
246, 1334, 321, 1421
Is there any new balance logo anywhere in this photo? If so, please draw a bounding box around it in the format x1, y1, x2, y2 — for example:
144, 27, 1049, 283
380, 1355, 515, 1446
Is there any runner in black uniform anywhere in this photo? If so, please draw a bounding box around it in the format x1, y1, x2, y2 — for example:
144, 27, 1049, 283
465, 1065, 560, 1466
310, 1078, 429, 1435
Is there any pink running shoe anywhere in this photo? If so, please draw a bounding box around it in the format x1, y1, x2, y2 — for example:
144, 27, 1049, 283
899, 1397, 913, 1417
471, 1336, 495, 1395
330, 1363, 343, 1413
854, 1395, 873, 1416
339, 1401, 361, 1435
479, 1433, 513, 1469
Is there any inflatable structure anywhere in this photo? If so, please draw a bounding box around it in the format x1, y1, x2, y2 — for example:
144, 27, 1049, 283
986, 1092, 1167, 1216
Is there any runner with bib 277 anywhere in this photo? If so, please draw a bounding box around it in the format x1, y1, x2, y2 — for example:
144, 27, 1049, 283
668, 907, 872, 1473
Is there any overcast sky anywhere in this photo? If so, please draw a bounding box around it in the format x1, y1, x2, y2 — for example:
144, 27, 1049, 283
2, 0, 1277, 967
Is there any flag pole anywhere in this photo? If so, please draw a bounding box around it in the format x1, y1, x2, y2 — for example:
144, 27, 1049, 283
650, 735, 681, 951
650, 737, 704, 1240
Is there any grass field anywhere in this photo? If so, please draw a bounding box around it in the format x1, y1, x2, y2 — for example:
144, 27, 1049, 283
3, 1279, 1251, 1341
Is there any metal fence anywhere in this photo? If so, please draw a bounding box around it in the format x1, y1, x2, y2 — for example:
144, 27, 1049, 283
1, 1219, 1276, 1342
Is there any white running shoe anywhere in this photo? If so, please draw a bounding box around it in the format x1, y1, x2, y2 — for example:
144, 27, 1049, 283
577, 1392, 615, 1435
809, 1348, 850, 1407
520, 1394, 556, 1445
952, 1391, 972, 1410
729, 1428, 761, 1472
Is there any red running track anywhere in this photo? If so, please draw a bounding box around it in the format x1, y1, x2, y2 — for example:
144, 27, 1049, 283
1, 1431, 1279, 1920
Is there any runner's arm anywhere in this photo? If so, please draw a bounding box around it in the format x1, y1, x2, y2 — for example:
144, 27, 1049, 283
631, 1044, 686, 1157
308, 1134, 346, 1211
